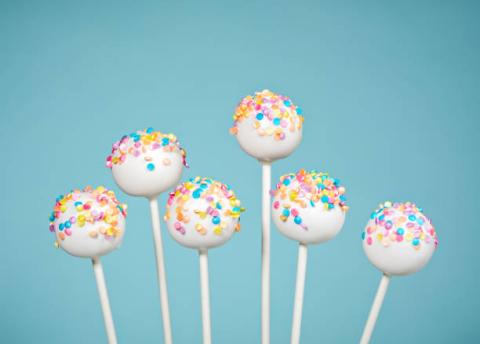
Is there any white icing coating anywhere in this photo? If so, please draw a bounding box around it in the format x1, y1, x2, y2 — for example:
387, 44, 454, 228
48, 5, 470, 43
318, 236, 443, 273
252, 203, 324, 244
112, 151, 183, 198
273, 204, 345, 244
235, 117, 302, 162
49, 187, 127, 258
164, 177, 245, 250
362, 202, 438, 276
230, 89, 303, 162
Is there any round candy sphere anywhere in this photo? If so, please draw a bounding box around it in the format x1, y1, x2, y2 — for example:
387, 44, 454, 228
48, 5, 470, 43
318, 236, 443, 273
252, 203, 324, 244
362, 201, 438, 276
272, 169, 348, 245
229, 89, 304, 162
164, 177, 245, 250
106, 128, 188, 198
49, 186, 128, 258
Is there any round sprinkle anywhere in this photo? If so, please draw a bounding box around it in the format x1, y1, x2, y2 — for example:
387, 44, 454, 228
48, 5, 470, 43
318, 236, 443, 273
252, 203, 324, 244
147, 163, 155, 171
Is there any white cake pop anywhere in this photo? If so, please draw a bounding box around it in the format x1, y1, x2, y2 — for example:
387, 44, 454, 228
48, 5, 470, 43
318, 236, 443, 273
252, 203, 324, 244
49, 186, 127, 258
164, 177, 245, 250
362, 201, 438, 276
229, 89, 304, 162
106, 127, 188, 198
272, 169, 348, 245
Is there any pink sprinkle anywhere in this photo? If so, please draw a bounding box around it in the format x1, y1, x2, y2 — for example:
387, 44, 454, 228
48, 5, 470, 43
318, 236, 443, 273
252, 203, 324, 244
280, 120, 288, 128
367, 237, 372, 245
291, 208, 299, 217
70, 217, 76, 224
49, 224, 55, 232
396, 235, 403, 242
174, 222, 182, 230
273, 201, 280, 209
65, 228, 72, 236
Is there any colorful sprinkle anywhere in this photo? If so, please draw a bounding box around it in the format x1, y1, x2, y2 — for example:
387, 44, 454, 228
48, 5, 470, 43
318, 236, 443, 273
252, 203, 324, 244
106, 128, 188, 169
362, 201, 438, 250
272, 169, 348, 231
230, 90, 304, 141
165, 177, 245, 236
49, 186, 127, 247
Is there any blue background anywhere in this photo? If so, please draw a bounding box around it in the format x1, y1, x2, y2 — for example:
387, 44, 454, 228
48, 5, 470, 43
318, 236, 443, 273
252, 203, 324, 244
1, 0, 478, 343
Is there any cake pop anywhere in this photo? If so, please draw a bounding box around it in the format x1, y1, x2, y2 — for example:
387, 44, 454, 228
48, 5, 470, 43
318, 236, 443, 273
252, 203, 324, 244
271, 169, 348, 344
49, 186, 127, 344
49, 185, 127, 258
359, 201, 438, 344
272, 169, 348, 245
230, 89, 304, 163
106, 127, 188, 344
230, 89, 304, 344
106, 127, 187, 198
165, 177, 245, 344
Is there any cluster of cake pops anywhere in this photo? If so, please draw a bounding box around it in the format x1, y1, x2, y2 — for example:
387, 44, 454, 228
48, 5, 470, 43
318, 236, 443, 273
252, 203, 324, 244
48, 89, 438, 344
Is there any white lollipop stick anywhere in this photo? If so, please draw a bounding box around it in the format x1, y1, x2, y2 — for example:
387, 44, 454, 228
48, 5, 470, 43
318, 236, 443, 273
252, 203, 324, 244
261, 162, 271, 344
360, 274, 390, 344
199, 249, 212, 344
149, 198, 173, 344
92, 257, 117, 344
291, 243, 308, 344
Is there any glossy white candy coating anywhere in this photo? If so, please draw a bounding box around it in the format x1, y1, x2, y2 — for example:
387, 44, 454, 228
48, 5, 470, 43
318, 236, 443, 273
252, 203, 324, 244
164, 177, 245, 250
49, 186, 127, 258
106, 128, 187, 198
230, 89, 303, 162
362, 202, 438, 276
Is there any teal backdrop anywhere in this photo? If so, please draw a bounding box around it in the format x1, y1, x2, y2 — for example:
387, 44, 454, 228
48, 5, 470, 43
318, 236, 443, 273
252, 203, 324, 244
1, 1, 478, 343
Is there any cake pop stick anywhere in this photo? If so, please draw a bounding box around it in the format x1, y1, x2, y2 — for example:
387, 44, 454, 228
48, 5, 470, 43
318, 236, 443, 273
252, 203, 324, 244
230, 90, 304, 344
49, 186, 128, 344
92, 256, 118, 344
164, 177, 245, 344
261, 161, 271, 344
107, 127, 188, 344
359, 274, 389, 344
271, 170, 348, 344
199, 249, 212, 344
360, 201, 438, 344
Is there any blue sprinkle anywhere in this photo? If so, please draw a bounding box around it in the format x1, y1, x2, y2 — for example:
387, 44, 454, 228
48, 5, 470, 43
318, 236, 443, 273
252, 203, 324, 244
216, 202, 222, 209
310, 200, 315, 207
200, 183, 208, 189
361, 232, 365, 240
49, 214, 55, 222
133, 134, 140, 142
256, 113, 264, 120
65, 221, 71, 229
340, 195, 346, 202
294, 216, 302, 225
284, 100, 291, 107
321, 195, 329, 203
412, 238, 420, 246
147, 163, 155, 171
59, 223, 65, 231
273, 118, 281, 126
282, 209, 290, 217
417, 218, 424, 225
146, 127, 154, 134
74, 202, 82, 207
296, 107, 302, 114
212, 216, 220, 225
232, 207, 241, 213
328, 203, 334, 209
283, 178, 291, 186
192, 189, 202, 199
408, 215, 416, 221
162, 137, 170, 146
397, 228, 405, 235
